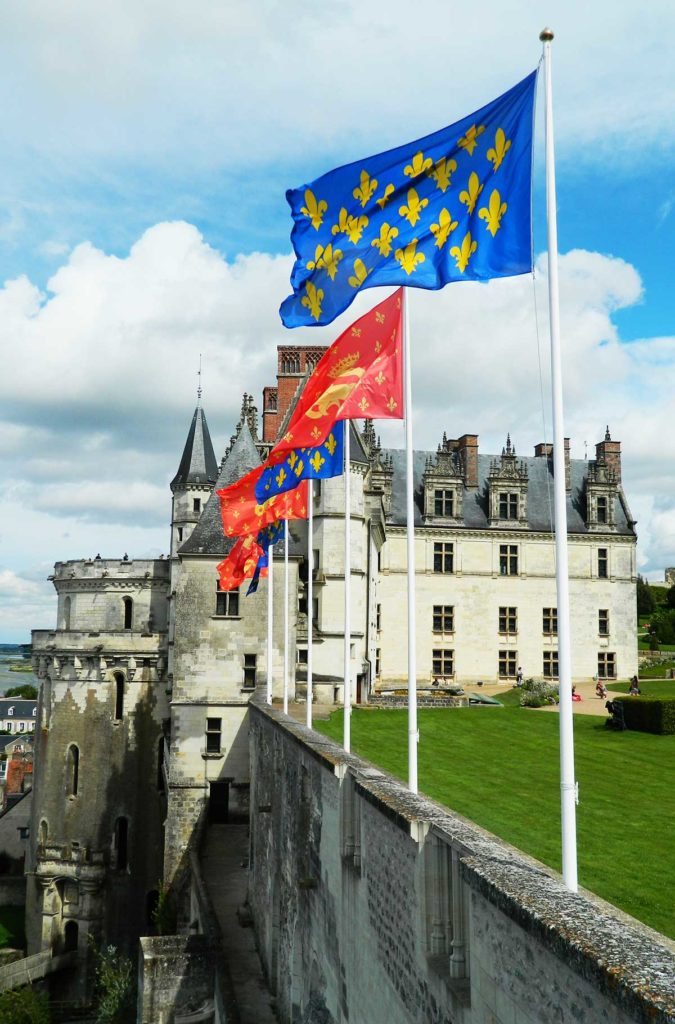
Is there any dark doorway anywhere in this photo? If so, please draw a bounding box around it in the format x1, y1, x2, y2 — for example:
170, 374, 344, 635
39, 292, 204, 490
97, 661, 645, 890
356, 674, 365, 704
209, 781, 229, 823
64, 920, 78, 953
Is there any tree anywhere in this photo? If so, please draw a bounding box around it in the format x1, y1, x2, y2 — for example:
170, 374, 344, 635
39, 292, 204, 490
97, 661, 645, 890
637, 576, 655, 617
666, 585, 675, 610
0, 986, 50, 1023
4, 685, 38, 700
93, 944, 136, 1024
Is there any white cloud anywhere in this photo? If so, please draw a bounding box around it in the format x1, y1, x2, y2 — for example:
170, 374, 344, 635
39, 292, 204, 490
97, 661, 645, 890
0, 222, 674, 639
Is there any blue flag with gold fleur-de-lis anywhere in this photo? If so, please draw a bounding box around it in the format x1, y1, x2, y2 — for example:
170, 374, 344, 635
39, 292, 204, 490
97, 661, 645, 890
280, 71, 537, 328
246, 519, 285, 596
254, 421, 345, 503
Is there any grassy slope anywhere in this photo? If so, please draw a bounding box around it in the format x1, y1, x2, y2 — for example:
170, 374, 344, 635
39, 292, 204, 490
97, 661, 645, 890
316, 702, 675, 938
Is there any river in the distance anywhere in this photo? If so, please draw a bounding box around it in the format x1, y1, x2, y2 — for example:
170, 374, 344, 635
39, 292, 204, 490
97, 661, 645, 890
0, 648, 38, 696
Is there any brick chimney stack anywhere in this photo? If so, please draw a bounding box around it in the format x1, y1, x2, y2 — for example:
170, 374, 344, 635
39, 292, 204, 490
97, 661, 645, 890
262, 345, 328, 443
534, 442, 553, 458
595, 427, 621, 482
457, 434, 479, 488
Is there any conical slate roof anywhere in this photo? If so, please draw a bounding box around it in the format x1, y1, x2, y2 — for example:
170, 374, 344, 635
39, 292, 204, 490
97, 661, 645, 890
179, 420, 262, 556
170, 407, 219, 493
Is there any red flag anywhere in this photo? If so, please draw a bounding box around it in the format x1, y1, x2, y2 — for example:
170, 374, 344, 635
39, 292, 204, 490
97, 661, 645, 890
217, 534, 266, 591
272, 288, 403, 458
218, 465, 308, 539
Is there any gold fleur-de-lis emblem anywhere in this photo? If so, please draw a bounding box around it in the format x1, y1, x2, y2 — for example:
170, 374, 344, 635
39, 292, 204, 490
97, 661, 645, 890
348, 258, 371, 289
403, 151, 432, 179
459, 172, 484, 215
374, 340, 382, 354
376, 184, 395, 210
386, 397, 398, 412
301, 281, 324, 322
288, 452, 297, 469
358, 396, 369, 413
399, 188, 428, 227
332, 207, 369, 244
351, 327, 362, 337
395, 239, 425, 276
428, 156, 458, 193
275, 467, 287, 488
311, 426, 321, 441
450, 231, 478, 273
307, 243, 343, 281
375, 371, 386, 385
486, 128, 512, 172
309, 450, 325, 473
371, 222, 399, 258
293, 459, 304, 477
324, 432, 337, 456
478, 189, 507, 237
430, 208, 458, 250
284, 431, 293, 443
457, 124, 485, 155
353, 169, 378, 208
375, 312, 385, 324
300, 189, 328, 230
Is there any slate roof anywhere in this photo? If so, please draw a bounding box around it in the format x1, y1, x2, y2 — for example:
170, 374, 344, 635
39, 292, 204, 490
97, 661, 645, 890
170, 407, 219, 493
0, 699, 37, 719
385, 450, 635, 535
180, 420, 262, 556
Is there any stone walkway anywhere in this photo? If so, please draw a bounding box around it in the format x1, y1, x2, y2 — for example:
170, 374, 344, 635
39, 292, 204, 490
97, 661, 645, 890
200, 824, 278, 1023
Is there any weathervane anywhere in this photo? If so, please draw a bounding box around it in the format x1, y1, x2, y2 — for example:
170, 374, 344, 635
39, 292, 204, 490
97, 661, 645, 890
197, 354, 203, 407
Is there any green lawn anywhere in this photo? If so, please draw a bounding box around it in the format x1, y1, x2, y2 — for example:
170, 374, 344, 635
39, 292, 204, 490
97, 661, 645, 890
316, 700, 675, 938
608, 679, 675, 697
639, 662, 675, 680
0, 905, 25, 949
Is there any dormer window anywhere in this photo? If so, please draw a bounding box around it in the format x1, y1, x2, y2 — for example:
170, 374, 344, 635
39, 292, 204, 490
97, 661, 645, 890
434, 489, 454, 517
193, 498, 201, 514
597, 496, 608, 524
8, 706, 14, 716
498, 493, 519, 519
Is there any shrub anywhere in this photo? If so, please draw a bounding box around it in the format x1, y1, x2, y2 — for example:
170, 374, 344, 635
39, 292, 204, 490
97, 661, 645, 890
648, 609, 675, 645
0, 986, 50, 1023
637, 576, 655, 616
92, 944, 136, 1024
615, 697, 675, 735
520, 679, 559, 708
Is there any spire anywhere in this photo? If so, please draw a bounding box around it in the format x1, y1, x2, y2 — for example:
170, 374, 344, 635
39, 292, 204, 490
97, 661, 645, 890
197, 354, 203, 409
170, 405, 219, 493
605, 425, 611, 442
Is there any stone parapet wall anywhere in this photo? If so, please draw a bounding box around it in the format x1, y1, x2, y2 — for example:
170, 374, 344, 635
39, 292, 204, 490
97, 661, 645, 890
248, 699, 675, 1024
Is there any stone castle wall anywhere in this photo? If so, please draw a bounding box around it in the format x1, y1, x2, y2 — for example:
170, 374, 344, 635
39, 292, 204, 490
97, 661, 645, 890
248, 700, 675, 1024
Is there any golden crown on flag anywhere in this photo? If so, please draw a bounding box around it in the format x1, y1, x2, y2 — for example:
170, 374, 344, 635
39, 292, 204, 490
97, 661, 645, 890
328, 352, 360, 379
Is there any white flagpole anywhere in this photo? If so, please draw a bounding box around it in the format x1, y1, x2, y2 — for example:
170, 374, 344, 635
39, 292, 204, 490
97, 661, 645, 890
283, 519, 289, 716
541, 27, 578, 891
266, 541, 274, 705
343, 421, 352, 752
307, 482, 314, 729
403, 288, 418, 793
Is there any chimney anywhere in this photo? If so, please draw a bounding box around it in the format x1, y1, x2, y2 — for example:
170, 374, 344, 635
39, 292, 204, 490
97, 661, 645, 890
595, 426, 621, 482
262, 386, 278, 443
457, 434, 478, 488
534, 442, 553, 458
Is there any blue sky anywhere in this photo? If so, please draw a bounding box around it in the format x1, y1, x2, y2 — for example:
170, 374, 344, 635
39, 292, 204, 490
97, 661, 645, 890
0, 1, 674, 641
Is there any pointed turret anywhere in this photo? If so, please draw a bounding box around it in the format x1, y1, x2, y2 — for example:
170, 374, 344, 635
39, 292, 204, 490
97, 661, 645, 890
170, 405, 219, 556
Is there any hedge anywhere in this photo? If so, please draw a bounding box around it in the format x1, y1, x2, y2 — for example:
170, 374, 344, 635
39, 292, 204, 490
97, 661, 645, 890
615, 697, 675, 735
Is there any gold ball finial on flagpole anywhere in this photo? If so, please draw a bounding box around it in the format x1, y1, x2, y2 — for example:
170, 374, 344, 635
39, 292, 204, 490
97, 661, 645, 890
540, 27, 554, 41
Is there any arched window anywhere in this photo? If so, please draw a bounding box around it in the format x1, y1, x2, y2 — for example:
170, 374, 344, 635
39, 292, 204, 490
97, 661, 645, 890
123, 597, 133, 629
64, 920, 79, 953
66, 745, 79, 797
39, 819, 48, 847
113, 673, 124, 720
63, 596, 71, 631
114, 817, 129, 871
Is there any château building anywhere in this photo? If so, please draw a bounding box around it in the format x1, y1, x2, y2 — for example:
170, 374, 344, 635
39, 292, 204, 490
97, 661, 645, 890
26, 341, 638, 998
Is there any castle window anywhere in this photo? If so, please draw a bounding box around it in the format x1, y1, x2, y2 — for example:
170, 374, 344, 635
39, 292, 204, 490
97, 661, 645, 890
498, 651, 517, 678
297, 648, 308, 665
499, 545, 518, 576
206, 718, 222, 753
432, 649, 454, 678
66, 744, 80, 797
281, 353, 301, 374
8, 706, 13, 716
376, 603, 382, 632
434, 489, 454, 517
243, 654, 257, 688
193, 498, 201, 514
63, 921, 79, 953
597, 496, 608, 524
0, 761, 6, 780
63, 596, 71, 631
498, 606, 517, 635
177, 527, 183, 542
113, 673, 124, 720
598, 548, 608, 579
267, 392, 278, 412
598, 652, 616, 678
114, 817, 129, 871
433, 542, 454, 574
375, 649, 381, 677
543, 651, 559, 678
216, 582, 239, 617
432, 605, 454, 633
499, 493, 519, 519
543, 608, 558, 635
599, 609, 610, 636
123, 597, 133, 630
